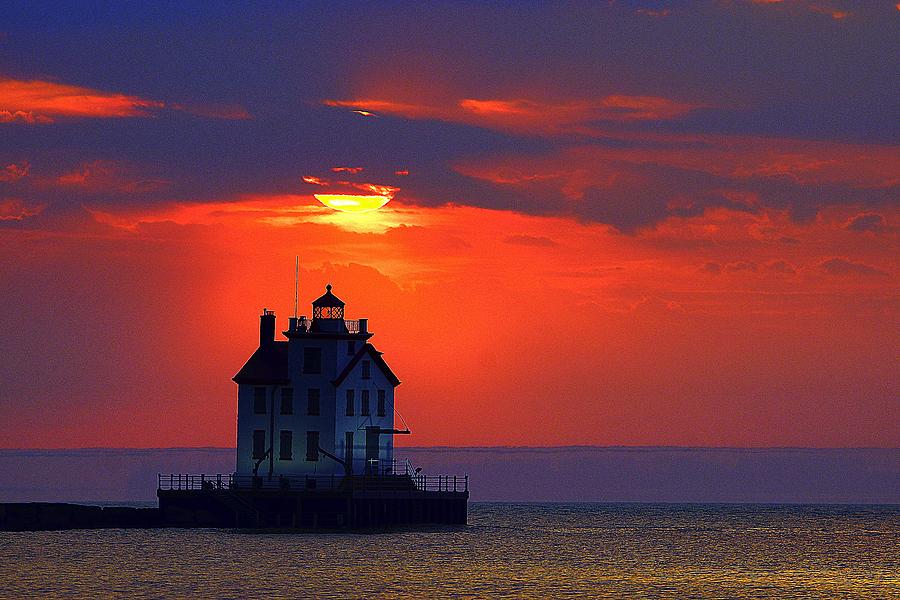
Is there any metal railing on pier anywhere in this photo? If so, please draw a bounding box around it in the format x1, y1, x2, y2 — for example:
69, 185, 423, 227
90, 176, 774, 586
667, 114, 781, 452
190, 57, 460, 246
158, 470, 468, 494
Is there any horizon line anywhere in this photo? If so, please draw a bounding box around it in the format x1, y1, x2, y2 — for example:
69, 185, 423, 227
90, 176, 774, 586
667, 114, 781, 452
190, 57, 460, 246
1, 445, 897, 452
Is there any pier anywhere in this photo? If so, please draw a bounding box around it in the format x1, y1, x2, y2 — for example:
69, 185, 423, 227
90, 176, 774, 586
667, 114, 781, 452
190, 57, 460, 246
156, 469, 469, 529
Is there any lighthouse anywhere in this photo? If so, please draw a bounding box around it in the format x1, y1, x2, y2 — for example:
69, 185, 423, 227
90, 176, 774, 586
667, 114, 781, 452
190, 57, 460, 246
157, 281, 467, 529
233, 284, 404, 479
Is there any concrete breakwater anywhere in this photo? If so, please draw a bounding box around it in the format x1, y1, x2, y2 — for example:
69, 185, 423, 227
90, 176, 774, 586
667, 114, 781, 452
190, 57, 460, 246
0, 503, 160, 531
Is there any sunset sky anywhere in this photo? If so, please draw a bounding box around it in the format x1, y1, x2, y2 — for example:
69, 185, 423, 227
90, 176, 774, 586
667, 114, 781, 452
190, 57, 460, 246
1, 1, 897, 449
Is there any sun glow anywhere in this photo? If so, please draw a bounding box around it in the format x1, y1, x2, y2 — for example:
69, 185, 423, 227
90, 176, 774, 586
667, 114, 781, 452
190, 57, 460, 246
314, 194, 391, 212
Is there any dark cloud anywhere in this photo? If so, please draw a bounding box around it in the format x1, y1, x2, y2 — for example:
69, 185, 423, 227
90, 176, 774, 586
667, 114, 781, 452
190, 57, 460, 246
701, 262, 722, 275
725, 261, 758, 273
765, 260, 797, 275
578, 164, 732, 232
845, 213, 886, 232
820, 258, 888, 277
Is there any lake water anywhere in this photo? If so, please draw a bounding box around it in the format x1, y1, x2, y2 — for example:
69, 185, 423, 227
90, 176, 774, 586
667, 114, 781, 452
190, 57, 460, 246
1, 503, 897, 598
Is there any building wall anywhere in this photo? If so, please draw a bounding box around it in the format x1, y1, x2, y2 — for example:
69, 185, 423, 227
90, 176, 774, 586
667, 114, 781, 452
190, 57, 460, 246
235, 383, 277, 475
235, 328, 397, 477
335, 363, 396, 475
283, 332, 339, 476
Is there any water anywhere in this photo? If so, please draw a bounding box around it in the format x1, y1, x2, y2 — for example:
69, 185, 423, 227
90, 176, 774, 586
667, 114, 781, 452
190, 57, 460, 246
1, 503, 897, 598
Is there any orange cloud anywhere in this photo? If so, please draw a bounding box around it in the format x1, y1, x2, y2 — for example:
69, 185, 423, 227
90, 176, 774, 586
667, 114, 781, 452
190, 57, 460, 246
51, 160, 169, 193
347, 182, 399, 197
331, 166, 365, 174
324, 94, 703, 135
809, 5, 850, 19
0, 78, 163, 122
302, 173, 400, 202
0, 197, 43, 221
0, 77, 251, 123
0, 161, 29, 182
0, 110, 54, 124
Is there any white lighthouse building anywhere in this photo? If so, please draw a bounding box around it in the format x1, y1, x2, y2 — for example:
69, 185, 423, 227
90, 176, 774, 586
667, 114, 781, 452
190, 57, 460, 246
233, 285, 403, 479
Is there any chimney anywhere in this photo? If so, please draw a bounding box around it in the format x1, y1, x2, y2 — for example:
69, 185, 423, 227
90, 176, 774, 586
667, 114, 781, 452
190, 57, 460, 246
260, 308, 276, 346
359, 318, 368, 334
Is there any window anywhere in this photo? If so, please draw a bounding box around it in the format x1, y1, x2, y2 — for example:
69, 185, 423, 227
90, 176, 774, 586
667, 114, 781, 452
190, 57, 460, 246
280, 388, 293, 415
279, 430, 293, 460
303, 347, 322, 374
377, 390, 386, 417
306, 431, 320, 461
347, 341, 356, 356
307, 388, 320, 416
253, 387, 266, 414
345, 389, 355, 416
362, 360, 371, 379
314, 305, 343, 319
252, 429, 266, 460
361, 390, 370, 416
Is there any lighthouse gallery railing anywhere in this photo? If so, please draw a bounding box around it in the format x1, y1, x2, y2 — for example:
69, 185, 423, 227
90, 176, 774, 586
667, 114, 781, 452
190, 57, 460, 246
287, 319, 362, 333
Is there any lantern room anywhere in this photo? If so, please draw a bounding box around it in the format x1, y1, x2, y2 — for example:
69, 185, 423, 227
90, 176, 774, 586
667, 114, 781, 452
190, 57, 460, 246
312, 284, 344, 320
309, 284, 346, 333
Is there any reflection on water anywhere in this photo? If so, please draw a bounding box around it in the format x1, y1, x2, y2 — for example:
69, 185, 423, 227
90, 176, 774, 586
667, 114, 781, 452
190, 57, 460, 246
1, 503, 897, 598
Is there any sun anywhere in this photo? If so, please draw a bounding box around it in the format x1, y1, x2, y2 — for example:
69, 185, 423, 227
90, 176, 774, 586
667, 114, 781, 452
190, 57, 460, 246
314, 194, 391, 213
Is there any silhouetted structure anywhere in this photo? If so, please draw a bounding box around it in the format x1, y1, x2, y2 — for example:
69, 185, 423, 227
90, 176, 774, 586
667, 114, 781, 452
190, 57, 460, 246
156, 284, 468, 528
233, 285, 402, 479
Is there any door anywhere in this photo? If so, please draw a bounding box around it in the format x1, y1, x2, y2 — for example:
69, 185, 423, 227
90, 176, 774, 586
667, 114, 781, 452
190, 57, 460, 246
365, 426, 380, 474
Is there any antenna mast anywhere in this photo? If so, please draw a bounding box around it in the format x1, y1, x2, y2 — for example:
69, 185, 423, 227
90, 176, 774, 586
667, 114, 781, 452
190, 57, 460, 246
293, 255, 299, 318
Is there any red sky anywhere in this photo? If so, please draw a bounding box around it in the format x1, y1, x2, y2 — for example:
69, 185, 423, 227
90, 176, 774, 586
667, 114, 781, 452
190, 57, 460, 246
0, 2, 897, 448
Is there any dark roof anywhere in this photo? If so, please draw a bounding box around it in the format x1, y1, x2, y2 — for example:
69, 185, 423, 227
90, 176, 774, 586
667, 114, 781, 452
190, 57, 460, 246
312, 283, 345, 307
333, 343, 401, 388
233, 341, 289, 385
